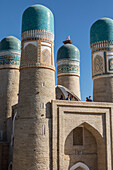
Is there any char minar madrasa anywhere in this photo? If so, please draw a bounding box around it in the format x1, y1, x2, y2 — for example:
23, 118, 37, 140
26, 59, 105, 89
0, 4, 113, 170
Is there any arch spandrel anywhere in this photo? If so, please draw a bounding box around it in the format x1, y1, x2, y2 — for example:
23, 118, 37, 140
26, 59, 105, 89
64, 121, 103, 143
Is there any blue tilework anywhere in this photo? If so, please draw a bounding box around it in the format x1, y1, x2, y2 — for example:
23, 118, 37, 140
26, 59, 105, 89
109, 58, 113, 71
57, 44, 80, 61
90, 18, 113, 45
22, 5, 54, 34
0, 55, 20, 60
0, 55, 20, 66
0, 59, 20, 65
57, 64, 80, 74
0, 36, 21, 51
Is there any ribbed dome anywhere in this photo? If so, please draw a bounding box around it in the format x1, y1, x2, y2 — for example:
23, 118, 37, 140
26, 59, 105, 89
90, 18, 113, 45
0, 36, 21, 51
57, 44, 80, 61
22, 4, 54, 33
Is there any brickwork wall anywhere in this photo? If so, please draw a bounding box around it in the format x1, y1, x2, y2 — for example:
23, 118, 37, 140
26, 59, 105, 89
0, 142, 9, 170
0, 69, 19, 141
93, 76, 113, 102
52, 100, 113, 170
64, 127, 97, 170
58, 75, 80, 99
13, 68, 55, 170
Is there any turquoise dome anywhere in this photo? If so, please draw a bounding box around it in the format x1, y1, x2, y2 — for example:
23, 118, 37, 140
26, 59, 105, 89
57, 44, 80, 61
0, 36, 21, 51
90, 18, 113, 45
22, 4, 54, 34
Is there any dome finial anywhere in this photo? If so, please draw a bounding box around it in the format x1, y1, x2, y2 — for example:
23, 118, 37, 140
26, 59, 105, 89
63, 35, 72, 44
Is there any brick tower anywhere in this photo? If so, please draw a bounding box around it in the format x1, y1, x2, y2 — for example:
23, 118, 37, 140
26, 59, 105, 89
0, 36, 20, 170
57, 39, 81, 99
13, 4, 55, 170
90, 18, 113, 102
0, 36, 21, 142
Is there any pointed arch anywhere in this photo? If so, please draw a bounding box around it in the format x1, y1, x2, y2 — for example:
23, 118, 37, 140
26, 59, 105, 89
65, 121, 103, 142
70, 162, 90, 170
64, 122, 105, 170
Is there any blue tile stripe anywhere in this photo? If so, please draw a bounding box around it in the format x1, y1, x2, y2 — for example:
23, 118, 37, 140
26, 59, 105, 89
0, 55, 20, 65
57, 64, 80, 75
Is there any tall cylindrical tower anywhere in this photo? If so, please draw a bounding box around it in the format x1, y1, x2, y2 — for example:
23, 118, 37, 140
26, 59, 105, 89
0, 36, 21, 141
57, 39, 81, 99
90, 18, 113, 102
13, 5, 55, 170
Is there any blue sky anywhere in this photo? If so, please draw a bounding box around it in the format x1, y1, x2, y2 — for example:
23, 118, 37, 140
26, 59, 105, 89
0, 0, 113, 101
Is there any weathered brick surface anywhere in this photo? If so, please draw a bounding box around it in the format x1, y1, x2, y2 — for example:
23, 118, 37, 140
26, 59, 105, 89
93, 76, 113, 102
0, 142, 9, 170
13, 68, 55, 170
52, 100, 113, 170
58, 75, 81, 99
0, 69, 19, 141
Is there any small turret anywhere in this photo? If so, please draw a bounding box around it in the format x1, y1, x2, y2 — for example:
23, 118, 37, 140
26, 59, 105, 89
90, 18, 113, 102
0, 36, 21, 141
57, 38, 81, 99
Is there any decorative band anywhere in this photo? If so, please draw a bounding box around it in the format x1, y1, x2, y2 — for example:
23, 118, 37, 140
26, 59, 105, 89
0, 55, 20, 61
20, 64, 55, 71
90, 40, 113, 50
91, 47, 113, 54
57, 60, 80, 66
57, 64, 80, 75
0, 58, 20, 66
92, 73, 113, 80
57, 73, 80, 77
21, 30, 54, 41
21, 37, 53, 44
0, 50, 20, 56
0, 55, 20, 67
0, 66, 19, 70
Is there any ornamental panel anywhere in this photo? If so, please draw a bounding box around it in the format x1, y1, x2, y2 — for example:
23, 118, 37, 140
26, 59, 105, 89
21, 43, 37, 65
57, 64, 80, 75
93, 55, 104, 76
108, 58, 113, 71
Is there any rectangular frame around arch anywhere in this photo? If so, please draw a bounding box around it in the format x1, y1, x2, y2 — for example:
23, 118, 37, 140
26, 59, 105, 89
51, 100, 113, 170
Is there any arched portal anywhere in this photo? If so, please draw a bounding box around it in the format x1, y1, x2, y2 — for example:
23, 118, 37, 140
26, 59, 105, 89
70, 162, 90, 170
64, 122, 105, 170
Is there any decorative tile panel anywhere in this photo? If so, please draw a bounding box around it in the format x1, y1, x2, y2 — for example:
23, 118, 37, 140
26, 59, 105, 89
109, 58, 113, 71
41, 48, 51, 65
57, 64, 80, 76
21, 30, 54, 41
93, 55, 104, 75
21, 43, 37, 65
21, 33, 55, 70
0, 52, 20, 69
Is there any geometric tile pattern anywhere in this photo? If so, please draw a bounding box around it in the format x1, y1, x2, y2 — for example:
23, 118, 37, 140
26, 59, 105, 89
0, 55, 20, 65
21, 30, 54, 41
42, 49, 51, 64
90, 40, 113, 50
21, 35, 55, 71
109, 58, 113, 71
57, 64, 80, 75
21, 44, 37, 65
94, 55, 104, 75
92, 47, 113, 54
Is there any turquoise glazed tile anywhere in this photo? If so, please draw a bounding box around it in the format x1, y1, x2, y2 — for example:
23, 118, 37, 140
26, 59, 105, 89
90, 18, 113, 44
22, 4, 54, 34
57, 44, 80, 61
0, 36, 21, 51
